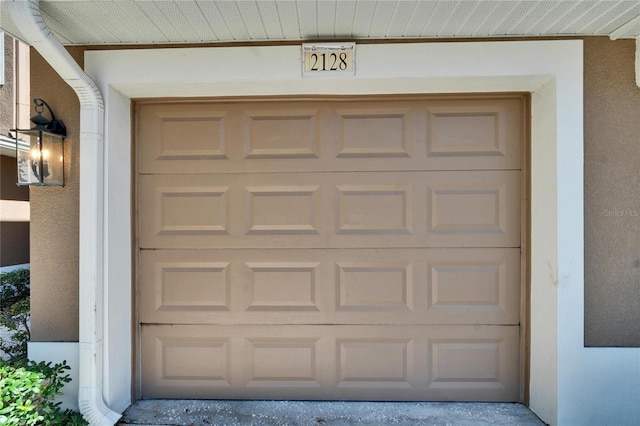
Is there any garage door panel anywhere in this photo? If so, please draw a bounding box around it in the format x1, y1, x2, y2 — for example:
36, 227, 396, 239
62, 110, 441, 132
336, 185, 413, 235
138, 105, 229, 167
356, 171, 516, 246
244, 262, 321, 311
139, 248, 520, 325
243, 108, 321, 159
153, 186, 230, 236
138, 98, 522, 174
337, 338, 414, 388
335, 106, 413, 158
425, 176, 520, 247
152, 262, 231, 312
140, 331, 233, 392
245, 185, 321, 235
139, 171, 519, 248
425, 101, 520, 163
245, 338, 323, 387
425, 327, 520, 401
336, 262, 412, 312
141, 325, 518, 401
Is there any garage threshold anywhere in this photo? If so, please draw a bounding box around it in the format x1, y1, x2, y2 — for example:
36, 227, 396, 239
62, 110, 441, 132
117, 400, 546, 425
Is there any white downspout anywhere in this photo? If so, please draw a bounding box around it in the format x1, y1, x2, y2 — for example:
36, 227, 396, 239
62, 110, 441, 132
6, 1, 121, 425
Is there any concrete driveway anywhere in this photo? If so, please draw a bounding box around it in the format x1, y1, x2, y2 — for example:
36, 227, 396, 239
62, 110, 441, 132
117, 400, 546, 426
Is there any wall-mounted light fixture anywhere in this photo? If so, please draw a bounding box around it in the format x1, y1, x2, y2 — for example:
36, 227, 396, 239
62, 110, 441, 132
11, 98, 67, 186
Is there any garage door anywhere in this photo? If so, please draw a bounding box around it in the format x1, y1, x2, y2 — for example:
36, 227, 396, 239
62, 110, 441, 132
136, 96, 525, 401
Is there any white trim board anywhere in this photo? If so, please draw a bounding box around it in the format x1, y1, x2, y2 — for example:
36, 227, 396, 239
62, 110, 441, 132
82, 40, 638, 426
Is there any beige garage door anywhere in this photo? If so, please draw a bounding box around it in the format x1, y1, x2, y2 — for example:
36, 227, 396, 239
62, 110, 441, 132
136, 96, 525, 401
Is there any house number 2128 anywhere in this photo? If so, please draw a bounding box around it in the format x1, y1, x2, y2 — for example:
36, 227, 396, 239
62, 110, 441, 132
309, 52, 348, 71
302, 44, 355, 76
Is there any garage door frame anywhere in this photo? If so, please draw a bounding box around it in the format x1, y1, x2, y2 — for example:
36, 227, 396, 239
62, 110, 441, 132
79, 40, 584, 424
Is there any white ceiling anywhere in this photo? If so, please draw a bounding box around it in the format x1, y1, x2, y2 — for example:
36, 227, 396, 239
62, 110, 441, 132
1, 1, 640, 46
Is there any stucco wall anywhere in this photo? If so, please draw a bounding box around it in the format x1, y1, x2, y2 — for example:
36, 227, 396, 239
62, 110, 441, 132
1, 33, 15, 134
29, 49, 81, 341
584, 38, 640, 346
27, 37, 639, 349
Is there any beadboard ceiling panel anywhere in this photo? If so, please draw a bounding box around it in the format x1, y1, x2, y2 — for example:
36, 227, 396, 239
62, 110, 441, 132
1, 0, 640, 45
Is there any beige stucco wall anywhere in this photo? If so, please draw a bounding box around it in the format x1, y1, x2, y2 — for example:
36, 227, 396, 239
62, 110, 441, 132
1, 33, 15, 134
28, 38, 640, 347
583, 38, 640, 346
29, 49, 81, 341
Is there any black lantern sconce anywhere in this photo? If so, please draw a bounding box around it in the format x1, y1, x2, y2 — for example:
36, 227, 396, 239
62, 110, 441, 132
11, 98, 67, 187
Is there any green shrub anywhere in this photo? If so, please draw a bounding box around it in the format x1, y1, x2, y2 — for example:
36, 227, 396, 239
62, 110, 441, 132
0, 270, 87, 425
0, 360, 87, 425
0, 269, 30, 363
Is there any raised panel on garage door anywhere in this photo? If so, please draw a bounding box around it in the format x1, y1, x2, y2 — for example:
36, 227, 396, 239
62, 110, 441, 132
136, 95, 525, 402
